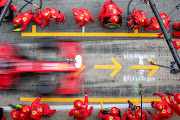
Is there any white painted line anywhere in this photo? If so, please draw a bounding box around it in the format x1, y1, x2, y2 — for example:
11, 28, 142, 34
0, 106, 11, 112
0, 103, 151, 112
82, 26, 85, 33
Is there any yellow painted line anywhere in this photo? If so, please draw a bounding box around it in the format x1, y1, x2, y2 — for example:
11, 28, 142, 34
101, 102, 103, 110
32, 25, 36, 33
20, 97, 170, 103
94, 57, 123, 77
147, 57, 159, 77
21, 25, 169, 37
134, 29, 138, 34
131, 57, 159, 78
135, 99, 139, 106
73, 64, 86, 77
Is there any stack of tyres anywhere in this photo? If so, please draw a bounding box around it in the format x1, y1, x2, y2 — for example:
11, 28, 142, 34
104, 15, 122, 29
101, 108, 121, 120
0, 107, 3, 119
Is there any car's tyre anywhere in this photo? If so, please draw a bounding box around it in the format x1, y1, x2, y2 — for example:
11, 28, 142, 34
36, 73, 59, 95
103, 15, 122, 29
0, 107, 3, 119
101, 108, 121, 118
101, 109, 110, 115
12, 44, 32, 59
101, 109, 110, 120
36, 84, 57, 95
38, 41, 56, 50
0, 7, 13, 22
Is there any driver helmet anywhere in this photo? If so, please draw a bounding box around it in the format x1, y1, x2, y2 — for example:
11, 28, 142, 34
135, 17, 145, 25
151, 101, 164, 110
42, 9, 51, 19
110, 15, 119, 23
74, 100, 83, 109
174, 93, 180, 103
13, 17, 22, 26
75, 14, 84, 23
135, 108, 146, 119
110, 107, 119, 116
151, 22, 160, 31
11, 110, 20, 119
22, 105, 31, 113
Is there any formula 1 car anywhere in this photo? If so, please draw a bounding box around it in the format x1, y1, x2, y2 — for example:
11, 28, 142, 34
0, 41, 84, 95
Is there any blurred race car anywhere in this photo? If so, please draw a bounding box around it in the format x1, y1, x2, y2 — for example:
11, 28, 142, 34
0, 41, 84, 95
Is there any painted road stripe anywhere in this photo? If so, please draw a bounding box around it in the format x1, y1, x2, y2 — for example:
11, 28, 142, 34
21, 25, 169, 37
0, 103, 152, 112
20, 97, 169, 106
73, 64, 86, 77
94, 57, 123, 77
131, 58, 159, 78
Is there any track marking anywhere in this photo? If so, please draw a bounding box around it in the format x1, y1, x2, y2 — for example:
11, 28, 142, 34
73, 64, 85, 77
32, 25, 36, 33
20, 97, 169, 104
94, 57, 123, 77
131, 58, 159, 77
21, 25, 169, 37
20, 97, 170, 109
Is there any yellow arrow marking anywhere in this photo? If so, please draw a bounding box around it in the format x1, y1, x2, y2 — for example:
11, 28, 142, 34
21, 25, 170, 37
37, 56, 42, 60
94, 57, 123, 77
73, 64, 86, 77
131, 57, 159, 78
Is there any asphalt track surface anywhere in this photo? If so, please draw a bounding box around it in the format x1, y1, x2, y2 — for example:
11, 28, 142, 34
0, 0, 180, 42
0, 0, 180, 120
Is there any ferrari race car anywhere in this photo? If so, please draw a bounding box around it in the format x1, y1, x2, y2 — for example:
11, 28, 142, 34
0, 41, 84, 95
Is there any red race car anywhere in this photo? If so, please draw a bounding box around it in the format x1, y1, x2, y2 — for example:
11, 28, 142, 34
0, 41, 84, 95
